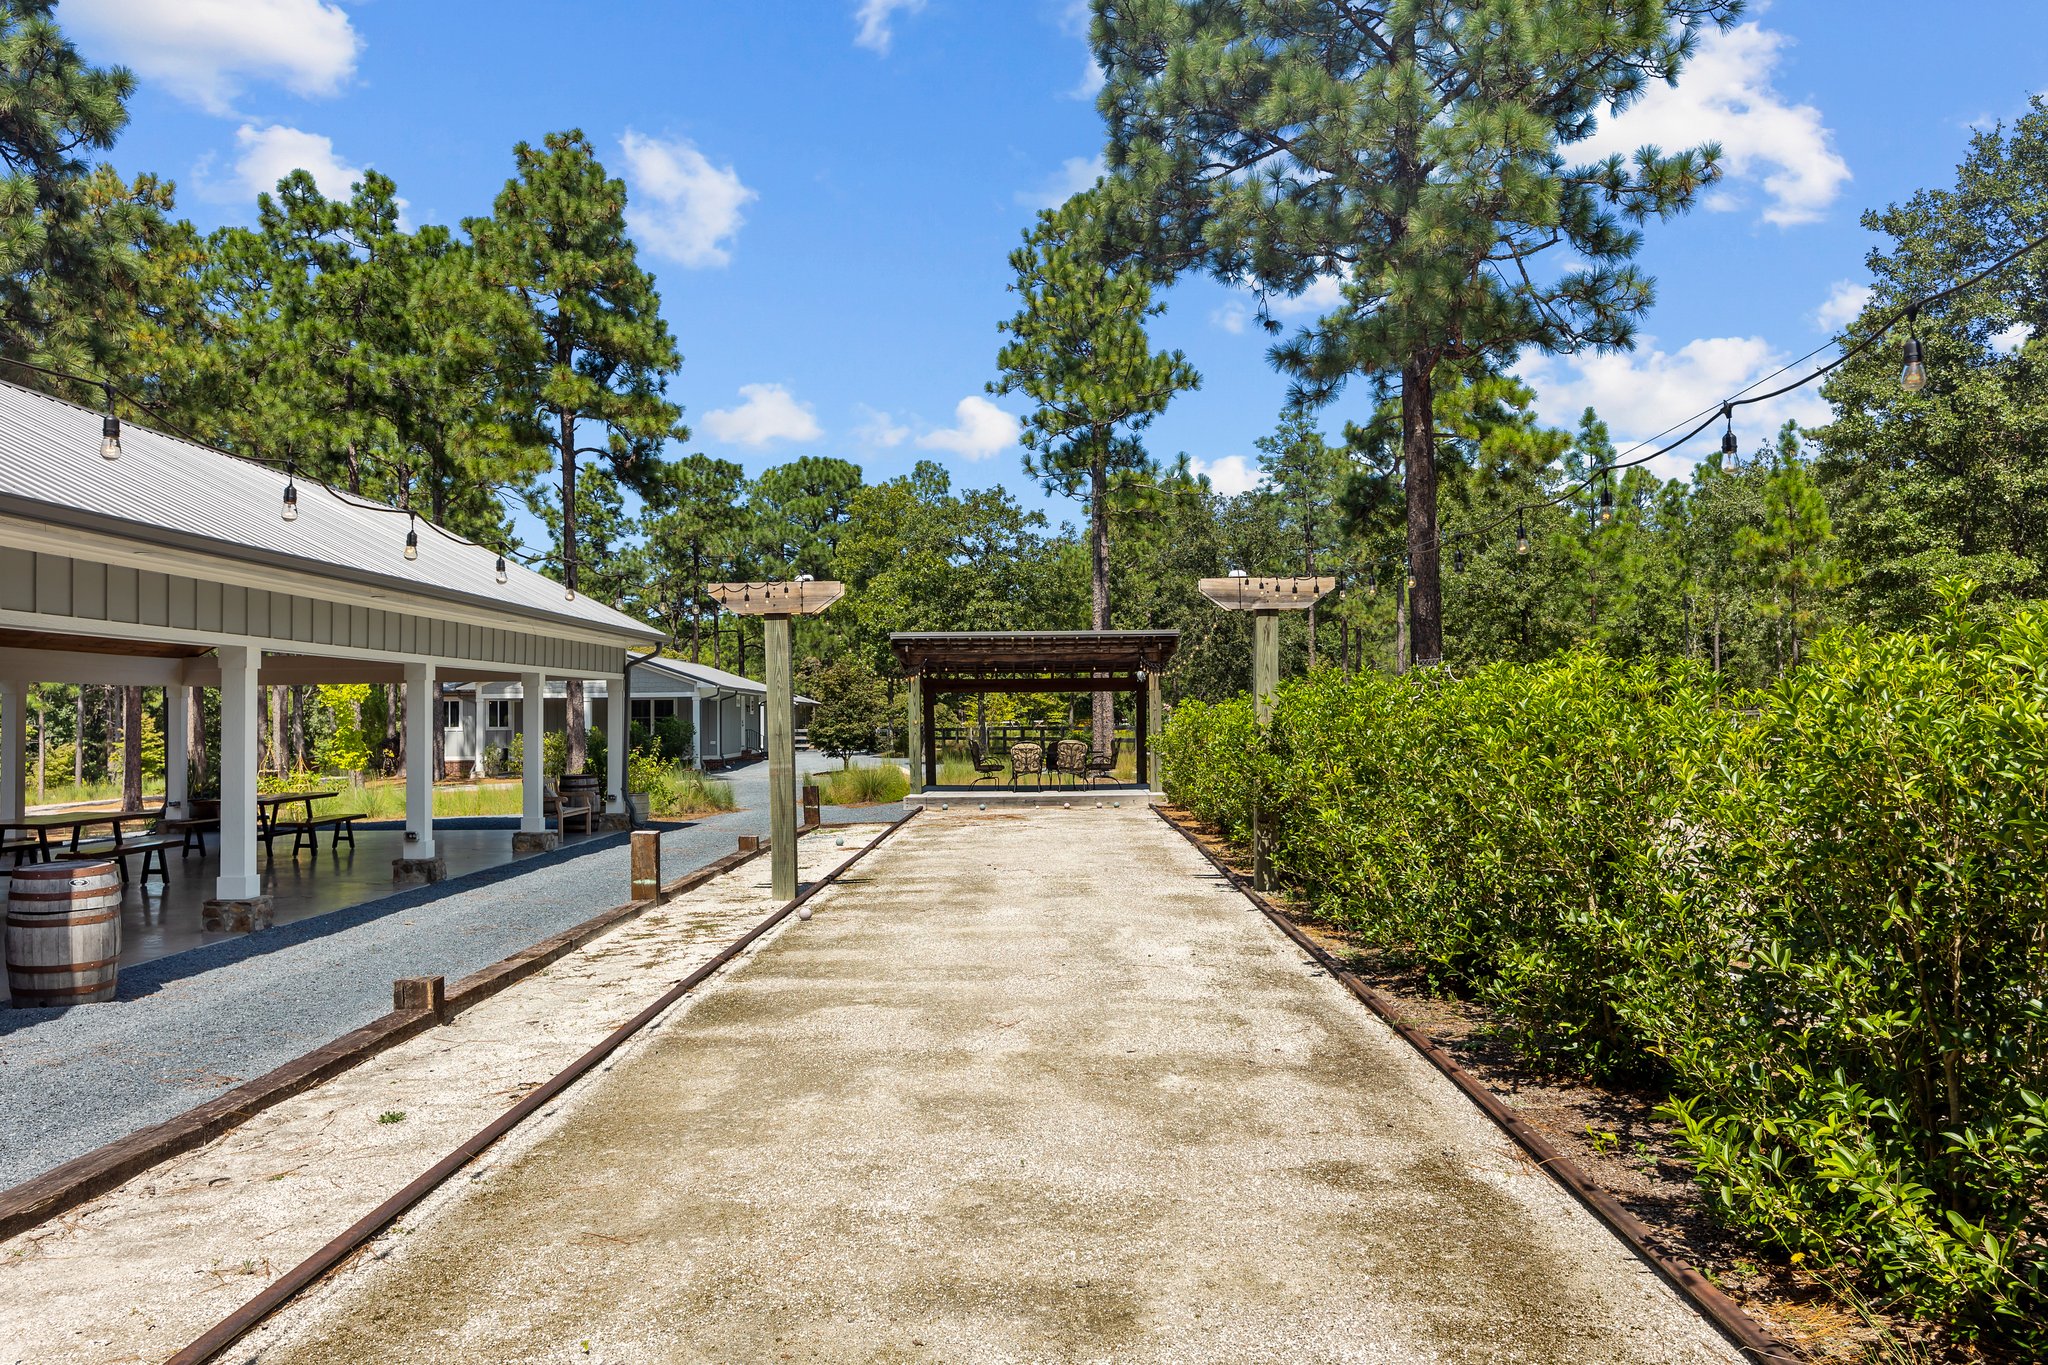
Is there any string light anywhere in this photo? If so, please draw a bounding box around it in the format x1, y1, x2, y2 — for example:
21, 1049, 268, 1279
1453, 542, 1465, 574
403, 512, 419, 561
98, 383, 121, 461
1368, 569, 1378, 599
1404, 554, 1415, 591
1598, 473, 1614, 527
1516, 510, 1529, 556
1900, 307, 1928, 393
281, 464, 298, 522
494, 552, 508, 585
1720, 405, 1737, 459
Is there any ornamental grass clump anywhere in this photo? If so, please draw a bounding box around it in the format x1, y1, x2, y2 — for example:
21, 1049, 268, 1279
1158, 584, 2046, 1349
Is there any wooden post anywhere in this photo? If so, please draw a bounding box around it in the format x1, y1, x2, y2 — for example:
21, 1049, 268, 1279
703, 582, 844, 903
631, 828, 661, 903
1251, 608, 1279, 890
1134, 674, 1148, 792
801, 783, 821, 829
906, 671, 925, 795
922, 684, 939, 790
1145, 668, 1163, 790
765, 612, 797, 902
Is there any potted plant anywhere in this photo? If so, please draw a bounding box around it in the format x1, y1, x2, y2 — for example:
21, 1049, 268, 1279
188, 757, 221, 820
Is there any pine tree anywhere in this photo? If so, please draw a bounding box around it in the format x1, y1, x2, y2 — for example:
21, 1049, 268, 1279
469, 130, 686, 769
1254, 409, 1349, 667
641, 454, 750, 662
992, 187, 1199, 748
1736, 430, 1842, 669
1094, 0, 1739, 666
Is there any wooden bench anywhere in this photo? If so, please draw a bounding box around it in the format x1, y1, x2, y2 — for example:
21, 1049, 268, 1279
162, 816, 219, 857
4, 834, 47, 868
274, 814, 363, 856
61, 834, 181, 883
545, 784, 597, 836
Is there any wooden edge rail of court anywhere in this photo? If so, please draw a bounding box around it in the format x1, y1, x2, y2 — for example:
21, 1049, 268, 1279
166, 806, 920, 1365
1150, 805, 1806, 1365
0, 816, 822, 1244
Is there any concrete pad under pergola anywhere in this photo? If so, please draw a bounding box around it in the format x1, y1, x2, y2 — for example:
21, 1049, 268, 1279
0, 378, 663, 926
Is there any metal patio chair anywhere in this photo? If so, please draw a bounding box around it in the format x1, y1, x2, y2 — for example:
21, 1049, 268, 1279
966, 738, 1005, 785
1084, 737, 1121, 787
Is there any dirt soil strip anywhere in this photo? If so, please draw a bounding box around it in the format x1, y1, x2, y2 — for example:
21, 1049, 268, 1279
0, 825, 892, 1365
234, 806, 1745, 1365
1152, 805, 1805, 1365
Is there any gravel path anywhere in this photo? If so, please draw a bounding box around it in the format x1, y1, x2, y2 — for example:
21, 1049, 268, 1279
248, 807, 1743, 1365
0, 751, 903, 1191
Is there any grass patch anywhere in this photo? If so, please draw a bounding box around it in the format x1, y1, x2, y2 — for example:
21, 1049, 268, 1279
813, 762, 909, 805
656, 769, 737, 816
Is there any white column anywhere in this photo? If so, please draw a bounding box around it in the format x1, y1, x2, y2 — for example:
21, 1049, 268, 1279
693, 692, 705, 768
405, 661, 437, 859
606, 678, 628, 814
0, 678, 26, 823
521, 672, 546, 834
164, 683, 190, 816
216, 646, 262, 901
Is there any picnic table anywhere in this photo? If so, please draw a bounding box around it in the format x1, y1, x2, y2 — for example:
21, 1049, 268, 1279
0, 807, 176, 882
257, 790, 360, 856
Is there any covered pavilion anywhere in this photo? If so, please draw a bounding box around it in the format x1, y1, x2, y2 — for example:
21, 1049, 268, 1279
0, 379, 663, 933
889, 629, 1177, 795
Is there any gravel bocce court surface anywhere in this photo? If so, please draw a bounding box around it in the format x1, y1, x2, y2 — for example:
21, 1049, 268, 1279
0, 753, 901, 1192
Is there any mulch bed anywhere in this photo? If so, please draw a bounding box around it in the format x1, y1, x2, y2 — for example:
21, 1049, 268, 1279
1164, 806, 1994, 1365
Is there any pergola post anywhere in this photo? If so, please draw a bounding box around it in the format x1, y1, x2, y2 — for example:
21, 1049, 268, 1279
211, 645, 264, 908
1197, 577, 1336, 893
1134, 673, 1149, 793
1145, 669, 1164, 790
395, 659, 444, 883
706, 581, 844, 904
905, 672, 925, 795
922, 684, 939, 789
514, 671, 552, 853
765, 614, 797, 900
0, 677, 25, 823
606, 675, 628, 819
165, 683, 190, 817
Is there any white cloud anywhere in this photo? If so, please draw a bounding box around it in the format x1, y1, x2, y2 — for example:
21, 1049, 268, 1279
1991, 323, 2031, 353
1210, 301, 1251, 334
1579, 23, 1850, 227
1520, 333, 1834, 478
853, 405, 910, 447
1069, 59, 1107, 102
1017, 154, 1104, 210
231, 123, 366, 201
1210, 276, 1344, 331
1189, 454, 1262, 496
619, 131, 756, 269
702, 384, 824, 448
1814, 279, 1872, 332
916, 397, 1019, 461
854, 0, 926, 54
63, 0, 358, 115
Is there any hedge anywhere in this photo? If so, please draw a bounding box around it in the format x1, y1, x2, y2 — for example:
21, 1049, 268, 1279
1158, 586, 2047, 1350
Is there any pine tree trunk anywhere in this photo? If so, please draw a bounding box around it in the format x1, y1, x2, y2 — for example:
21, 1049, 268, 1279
559, 399, 588, 772
35, 691, 45, 802
566, 678, 587, 773
73, 686, 83, 786
188, 686, 206, 791
122, 684, 142, 811
386, 683, 401, 775
1395, 590, 1409, 676
1402, 360, 1443, 667
1089, 438, 1112, 755
689, 545, 703, 660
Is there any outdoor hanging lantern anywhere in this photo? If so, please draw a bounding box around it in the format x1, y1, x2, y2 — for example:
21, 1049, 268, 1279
1453, 543, 1465, 574
1516, 510, 1529, 556
1598, 475, 1614, 526
1404, 555, 1415, 591
98, 384, 121, 461
281, 466, 298, 522
494, 553, 508, 585
1720, 405, 1738, 459
404, 512, 419, 561
1900, 309, 1928, 393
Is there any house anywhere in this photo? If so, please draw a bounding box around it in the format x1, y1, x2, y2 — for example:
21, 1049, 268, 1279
441, 656, 817, 777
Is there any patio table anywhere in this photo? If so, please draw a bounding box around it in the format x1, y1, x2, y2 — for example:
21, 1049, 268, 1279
1, 808, 163, 863
256, 791, 341, 852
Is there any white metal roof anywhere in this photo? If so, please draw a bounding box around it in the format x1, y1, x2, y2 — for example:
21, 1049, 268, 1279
0, 378, 662, 645
641, 654, 818, 705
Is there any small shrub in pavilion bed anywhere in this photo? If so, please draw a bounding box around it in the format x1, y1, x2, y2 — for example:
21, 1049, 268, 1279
1158, 585, 2047, 1350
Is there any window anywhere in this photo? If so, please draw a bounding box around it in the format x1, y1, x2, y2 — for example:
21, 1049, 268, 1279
630, 698, 678, 729
442, 698, 463, 730
486, 699, 511, 730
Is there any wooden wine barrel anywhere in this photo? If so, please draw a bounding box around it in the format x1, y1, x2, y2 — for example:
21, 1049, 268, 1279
560, 772, 603, 799
6, 861, 121, 1007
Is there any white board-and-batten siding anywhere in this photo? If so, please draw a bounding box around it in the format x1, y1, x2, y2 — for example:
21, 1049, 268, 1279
0, 547, 626, 677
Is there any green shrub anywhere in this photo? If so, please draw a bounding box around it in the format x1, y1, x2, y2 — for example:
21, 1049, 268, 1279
1159, 587, 2047, 1350
814, 762, 908, 806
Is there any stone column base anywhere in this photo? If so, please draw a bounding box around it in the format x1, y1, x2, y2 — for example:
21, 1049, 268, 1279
391, 854, 449, 885
202, 896, 274, 932
511, 831, 560, 854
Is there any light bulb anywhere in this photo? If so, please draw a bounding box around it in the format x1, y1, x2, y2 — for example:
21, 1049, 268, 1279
1900, 336, 1928, 393
281, 480, 298, 521
404, 516, 419, 561
1453, 545, 1465, 574
1516, 512, 1529, 556
565, 585, 576, 601
99, 412, 121, 461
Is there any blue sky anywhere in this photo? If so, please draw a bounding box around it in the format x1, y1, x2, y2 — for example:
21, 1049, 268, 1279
63, 0, 2048, 527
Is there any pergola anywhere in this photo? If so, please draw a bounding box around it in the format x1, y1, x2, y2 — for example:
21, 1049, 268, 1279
889, 630, 1179, 792
0, 379, 663, 921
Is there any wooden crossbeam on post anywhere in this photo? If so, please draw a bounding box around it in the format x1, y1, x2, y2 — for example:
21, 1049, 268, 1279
1197, 573, 1335, 891
704, 581, 844, 901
